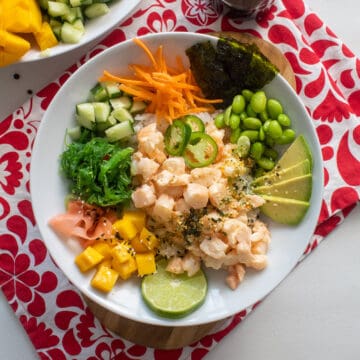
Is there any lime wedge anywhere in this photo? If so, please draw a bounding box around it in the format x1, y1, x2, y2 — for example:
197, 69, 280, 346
141, 259, 207, 318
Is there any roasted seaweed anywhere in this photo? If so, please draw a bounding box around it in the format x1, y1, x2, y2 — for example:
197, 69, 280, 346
185, 36, 279, 107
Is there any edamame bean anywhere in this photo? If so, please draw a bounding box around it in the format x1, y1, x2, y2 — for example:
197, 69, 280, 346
242, 89, 254, 102
224, 105, 232, 126
229, 113, 241, 129
276, 128, 296, 144
243, 117, 262, 130
263, 147, 278, 160
259, 110, 269, 122
267, 120, 283, 139
230, 128, 241, 144
250, 142, 265, 160
267, 98, 283, 119
240, 111, 248, 121
246, 103, 257, 117
254, 167, 266, 178
214, 113, 225, 128
278, 113, 291, 127
240, 130, 259, 142
259, 127, 265, 141
262, 120, 271, 132
257, 156, 275, 171
237, 135, 251, 157
232, 94, 246, 114
250, 91, 267, 113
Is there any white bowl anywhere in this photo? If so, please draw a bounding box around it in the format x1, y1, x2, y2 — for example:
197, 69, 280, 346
20, 0, 141, 62
30, 32, 323, 327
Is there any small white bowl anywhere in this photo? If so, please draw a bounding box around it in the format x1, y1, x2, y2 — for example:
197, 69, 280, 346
20, 0, 141, 63
30, 32, 323, 327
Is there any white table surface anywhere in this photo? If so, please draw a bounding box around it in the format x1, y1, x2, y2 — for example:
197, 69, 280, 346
1, 1, 359, 359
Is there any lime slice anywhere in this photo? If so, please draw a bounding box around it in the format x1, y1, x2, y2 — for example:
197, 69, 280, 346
141, 259, 207, 318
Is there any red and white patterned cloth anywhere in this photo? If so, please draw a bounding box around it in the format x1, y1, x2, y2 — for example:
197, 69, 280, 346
1, 0, 360, 359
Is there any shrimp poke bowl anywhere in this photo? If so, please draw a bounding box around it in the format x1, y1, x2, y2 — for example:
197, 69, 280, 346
30, 32, 323, 326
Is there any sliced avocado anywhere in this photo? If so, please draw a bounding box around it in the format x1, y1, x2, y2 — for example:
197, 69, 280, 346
253, 173, 312, 201
276, 134, 313, 170
252, 159, 311, 187
260, 195, 310, 225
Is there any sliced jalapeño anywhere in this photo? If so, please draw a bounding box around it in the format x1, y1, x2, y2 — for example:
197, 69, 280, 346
164, 120, 192, 156
181, 115, 205, 133
183, 132, 218, 168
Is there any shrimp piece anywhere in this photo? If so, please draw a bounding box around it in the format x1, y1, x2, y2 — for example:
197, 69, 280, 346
131, 152, 160, 182
246, 254, 268, 270
246, 194, 266, 208
166, 256, 184, 274
223, 218, 251, 247
199, 236, 228, 260
152, 193, 175, 222
190, 167, 222, 188
226, 264, 246, 290
132, 183, 156, 208
183, 183, 209, 209
208, 180, 229, 210
250, 220, 271, 255
154, 170, 190, 188
174, 198, 190, 213
199, 211, 224, 234
182, 253, 201, 276
137, 123, 166, 163
161, 157, 186, 175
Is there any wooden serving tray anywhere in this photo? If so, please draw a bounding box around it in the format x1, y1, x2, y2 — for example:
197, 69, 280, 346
83, 32, 296, 350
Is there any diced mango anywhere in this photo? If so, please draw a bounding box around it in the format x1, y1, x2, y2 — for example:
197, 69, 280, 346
34, 22, 58, 51
98, 258, 112, 270
0, 30, 31, 67
131, 236, 149, 253
75, 246, 104, 272
122, 210, 146, 231
112, 218, 138, 240
113, 256, 137, 280
2, 0, 42, 33
111, 242, 133, 264
139, 227, 159, 251
135, 252, 156, 277
91, 264, 119, 292
92, 241, 113, 259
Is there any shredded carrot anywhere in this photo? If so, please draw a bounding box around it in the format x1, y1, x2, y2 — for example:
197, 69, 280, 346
98, 38, 223, 123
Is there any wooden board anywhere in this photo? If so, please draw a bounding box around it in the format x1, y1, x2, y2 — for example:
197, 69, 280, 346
83, 32, 296, 350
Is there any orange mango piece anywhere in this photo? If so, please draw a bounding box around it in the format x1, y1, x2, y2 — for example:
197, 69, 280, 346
34, 22, 58, 51
0, 30, 30, 67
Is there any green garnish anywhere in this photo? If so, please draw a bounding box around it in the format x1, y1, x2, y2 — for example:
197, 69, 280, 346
185, 36, 279, 107
60, 133, 133, 207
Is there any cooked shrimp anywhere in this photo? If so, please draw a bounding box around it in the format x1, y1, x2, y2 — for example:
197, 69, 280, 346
131, 152, 160, 182
199, 236, 228, 260
190, 167, 222, 188
183, 183, 209, 209
131, 183, 156, 208
161, 157, 186, 175
137, 123, 166, 163
208, 180, 229, 210
226, 264, 246, 290
152, 193, 175, 222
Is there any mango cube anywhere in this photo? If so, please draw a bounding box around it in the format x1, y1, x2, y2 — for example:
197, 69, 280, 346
112, 218, 138, 240
34, 22, 58, 51
113, 256, 137, 280
75, 246, 104, 272
111, 242, 132, 264
135, 252, 156, 277
131, 236, 149, 253
122, 210, 146, 231
91, 265, 119, 292
92, 241, 113, 259
139, 228, 159, 251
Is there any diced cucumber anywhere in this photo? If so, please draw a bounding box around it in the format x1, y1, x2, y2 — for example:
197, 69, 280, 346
56, 0, 70, 4
72, 19, 85, 34
111, 108, 133, 123
67, 126, 82, 140
96, 114, 117, 132
76, 103, 95, 129
110, 96, 132, 110
62, 7, 78, 23
130, 100, 147, 114
48, 1, 70, 17
89, 83, 108, 101
50, 19, 62, 39
84, 3, 110, 19
93, 102, 111, 123
61, 22, 83, 43
105, 121, 134, 142
69, 0, 83, 6
103, 82, 122, 98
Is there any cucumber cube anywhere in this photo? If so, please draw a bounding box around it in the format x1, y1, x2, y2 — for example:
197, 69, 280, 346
105, 121, 134, 142
111, 108, 134, 123
84, 3, 110, 19
61, 22, 83, 43
76, 103, 95, 129
48, 1, 70, 17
